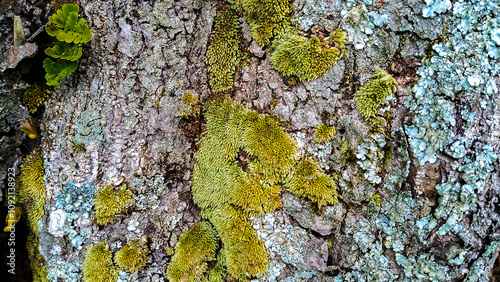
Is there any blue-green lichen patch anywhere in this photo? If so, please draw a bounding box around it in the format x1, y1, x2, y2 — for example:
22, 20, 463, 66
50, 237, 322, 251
51, 181, 95, 249
406, 0, 499, 166
68, 109, 105, 147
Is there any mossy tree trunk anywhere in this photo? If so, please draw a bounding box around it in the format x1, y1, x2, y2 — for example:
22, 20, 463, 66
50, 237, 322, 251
2, 0, 497, 280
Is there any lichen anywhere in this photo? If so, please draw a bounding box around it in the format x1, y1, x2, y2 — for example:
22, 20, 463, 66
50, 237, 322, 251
166, 221, 219, 282
270, 30, 347, 81
94, 184, 135, 226
114, 236, 150, 273
22, 85, 50, 114
82, 242, 119, 282
206, 6, 241, 93
53, 181, 95, 249
354, 69, 398, 120
284, 157, 338, 209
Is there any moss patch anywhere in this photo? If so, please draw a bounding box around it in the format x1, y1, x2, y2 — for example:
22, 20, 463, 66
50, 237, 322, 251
314, 123, 336, 143
285, 157, 339, 209
114, 236, 150, 273
206, 6, 242, 93
271, 29, 347, 81
354, 69, 398, 119
94, 184, 134, 226
192, 97, 297, 279
83, 242, 119, 282
241, 0, 294, 46
166, 222, 219, 282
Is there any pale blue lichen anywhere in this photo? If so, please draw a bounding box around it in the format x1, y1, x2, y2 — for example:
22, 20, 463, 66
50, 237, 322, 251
406, 0, 500, 166
54, 181, 96, 249
69, 110, 106, 146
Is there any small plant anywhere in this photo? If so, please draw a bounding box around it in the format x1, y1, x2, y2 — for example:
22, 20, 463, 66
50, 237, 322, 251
271, 29, 347, 81
354, 69, 398, 119
166, 222, 219, 282
94, 184, 134, 226
83, 242, 119, 282
43, 59, 78, 87
115, 237, 150, 273
44, 4, 92, 87
314, 124, 336, 143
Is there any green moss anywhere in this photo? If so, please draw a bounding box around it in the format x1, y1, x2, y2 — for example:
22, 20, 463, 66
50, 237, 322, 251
166, 222, 219, 282
208, 251, 227, 282
27, 233, 49, 282
270, 30, 347, 81
285, 157, 339, 209
18, 153, 48, 281
354, 69, 398, 119
18, 153, 46, 235
192, 96, 297, 279
241, 0, 294, 46
314, 123, 336, 143
114, 236, 149, 273
83, 242, 119, 282
94, 184, 134, 226
206, 6, 241, 93
22, 85, 50, 113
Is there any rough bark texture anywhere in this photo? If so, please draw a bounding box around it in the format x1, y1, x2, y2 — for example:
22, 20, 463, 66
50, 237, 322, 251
1, 0, 499, 281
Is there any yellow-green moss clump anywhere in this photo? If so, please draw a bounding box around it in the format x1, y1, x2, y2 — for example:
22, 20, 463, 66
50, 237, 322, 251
18, 153, 45, 234
18, 153, 48, 281
166, 221, 219, 282
354, 69, 398, 119
285, 157, 339, 209
271, 29, 347, 81
114, 236, 150, 273
206, 6, 241, 93
192, 97, 297, 279
241, 0, 294, 46
314, 123, 336, 143
22, 85, 50, 113
83, 242, 119, 282
94, 184, 134, 225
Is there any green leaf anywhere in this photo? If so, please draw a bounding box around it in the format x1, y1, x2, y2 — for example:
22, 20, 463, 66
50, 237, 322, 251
46, 4, 92, 44
45, 42, 82, 61
43, 58, 78, 87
